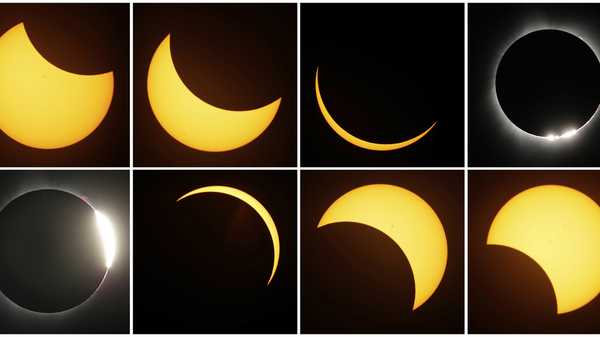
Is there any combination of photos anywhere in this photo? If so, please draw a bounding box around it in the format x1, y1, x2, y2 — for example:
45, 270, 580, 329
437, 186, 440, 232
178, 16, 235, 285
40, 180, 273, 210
0, 1, 598, 335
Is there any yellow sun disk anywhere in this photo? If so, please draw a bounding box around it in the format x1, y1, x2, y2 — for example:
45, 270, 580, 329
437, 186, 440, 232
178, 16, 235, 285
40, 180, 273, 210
0, 23, 113, 149
488, 185, 600, 314
178, 185, 280, 285
147, 35, 281, 152
314, 68, 436, 151
318, 184, 448, 309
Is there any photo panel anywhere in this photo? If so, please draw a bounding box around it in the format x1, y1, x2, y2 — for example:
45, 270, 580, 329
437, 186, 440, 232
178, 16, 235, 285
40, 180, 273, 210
469, 3, 600, 166
301, 170, 464, 333
0, 4, 129, 166
0, 170, 130, 333
301, 3, 464, 167
134, 4, 297, 167
469, 170, 600, 333
133, 170, 297, 333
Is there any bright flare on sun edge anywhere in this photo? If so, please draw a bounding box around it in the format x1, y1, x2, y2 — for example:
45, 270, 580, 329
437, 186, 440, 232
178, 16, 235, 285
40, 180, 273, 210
318, 184, 448, 310
546, 128, 578, 141
488, 185, 600, 314
94, 210, 116, 269
177, 186, 280, 285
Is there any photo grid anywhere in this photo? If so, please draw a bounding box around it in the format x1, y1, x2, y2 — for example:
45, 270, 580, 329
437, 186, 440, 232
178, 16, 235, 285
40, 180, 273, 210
0, 0, 598, 335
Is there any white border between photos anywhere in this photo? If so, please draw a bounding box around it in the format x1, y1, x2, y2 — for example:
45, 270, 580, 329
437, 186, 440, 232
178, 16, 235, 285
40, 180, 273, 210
1, 0, 599, 337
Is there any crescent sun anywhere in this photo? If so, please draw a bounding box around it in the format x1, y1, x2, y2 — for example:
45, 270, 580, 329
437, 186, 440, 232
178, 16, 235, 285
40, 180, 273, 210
0, 23, 114, 150
314, 68, 436, 151
488, 185, 600, 314
178, 185, 280, 285
147, 34, 282, 152
318, 184, 448, 309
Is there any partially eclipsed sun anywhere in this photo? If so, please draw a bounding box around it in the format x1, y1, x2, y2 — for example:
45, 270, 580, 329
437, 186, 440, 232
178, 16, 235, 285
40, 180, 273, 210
318, 184, 447, 310
0, 23, 113, 149
147, 35, 281, 152
488, 185, 600, 314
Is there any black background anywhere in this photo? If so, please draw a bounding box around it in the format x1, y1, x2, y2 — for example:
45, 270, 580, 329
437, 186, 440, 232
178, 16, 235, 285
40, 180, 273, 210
134, 170, 297, 333
134, 4, 297, 167
0, 170, 130, 333
469, 170, 600, 333
469, 4, 600, 166
495, 29, 600, 136
301, 170, 463, 333
301, 4, 464, 167
0, 4, 129, 166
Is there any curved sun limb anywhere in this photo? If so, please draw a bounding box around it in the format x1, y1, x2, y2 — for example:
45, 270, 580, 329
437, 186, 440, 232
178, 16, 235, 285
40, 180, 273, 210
314, 67, 436, 151
177, 185, 280, 285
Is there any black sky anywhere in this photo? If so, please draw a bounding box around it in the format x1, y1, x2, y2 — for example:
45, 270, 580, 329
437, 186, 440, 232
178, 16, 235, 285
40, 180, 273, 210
495, 29, 600, 137
301, 4, 464, 167
134, 170, 297, 333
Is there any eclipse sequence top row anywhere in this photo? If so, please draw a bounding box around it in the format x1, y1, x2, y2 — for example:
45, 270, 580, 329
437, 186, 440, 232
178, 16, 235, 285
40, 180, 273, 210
1, 3, 598, 167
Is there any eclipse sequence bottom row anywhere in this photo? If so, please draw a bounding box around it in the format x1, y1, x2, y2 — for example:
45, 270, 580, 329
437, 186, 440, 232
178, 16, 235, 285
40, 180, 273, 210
0, 170, 597, 334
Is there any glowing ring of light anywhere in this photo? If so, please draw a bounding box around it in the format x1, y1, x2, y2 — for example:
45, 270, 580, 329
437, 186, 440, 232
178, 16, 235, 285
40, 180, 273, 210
491, 27, 600, 143
178, 185, 280, 285
318, 184, 447, 310
0, 188, 117, 314
315, 68, 437, 151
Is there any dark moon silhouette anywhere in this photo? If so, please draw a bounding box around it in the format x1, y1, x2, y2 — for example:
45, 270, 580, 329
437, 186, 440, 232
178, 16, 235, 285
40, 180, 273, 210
495, 29, 600, 137
0, 189, 106, 313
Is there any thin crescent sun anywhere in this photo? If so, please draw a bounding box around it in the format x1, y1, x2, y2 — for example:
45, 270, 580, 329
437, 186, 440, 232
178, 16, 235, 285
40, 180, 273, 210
318, 184, 448, 310
147, 34, 281, 152
177, 185, 280, 285
488, 185, 600, 314
0, 23, 114, 149
315, 67, 436, 151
